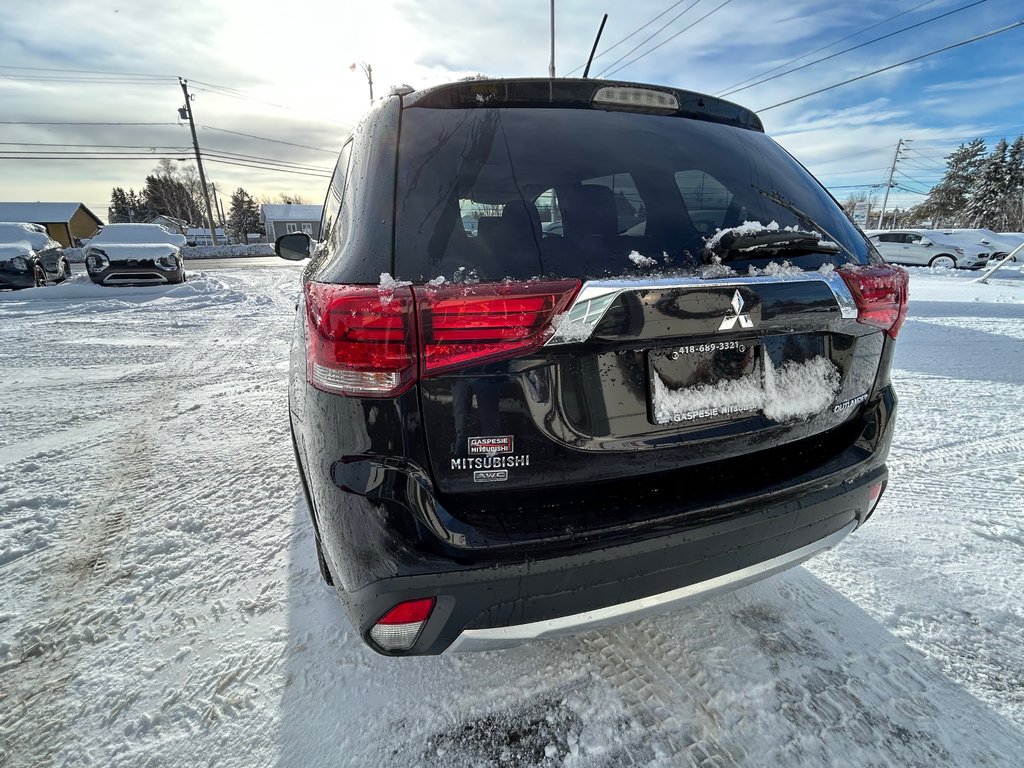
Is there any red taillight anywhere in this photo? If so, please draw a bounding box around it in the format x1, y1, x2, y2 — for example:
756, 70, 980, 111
839, 265, 910, 339
376, 597, 436, 624
303, 282, 417, 397
369, 597, 436, 652
414, 280, 581, 376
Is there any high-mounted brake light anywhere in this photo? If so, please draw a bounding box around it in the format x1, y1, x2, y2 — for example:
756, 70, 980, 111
839, 265, 909, 339
369, 597, 436, 652
303, 283, 417, 397
592, 86, 679, 113
414, 280, 581, 377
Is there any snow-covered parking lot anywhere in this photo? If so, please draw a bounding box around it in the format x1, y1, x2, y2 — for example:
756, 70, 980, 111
1, 262, 1023, 767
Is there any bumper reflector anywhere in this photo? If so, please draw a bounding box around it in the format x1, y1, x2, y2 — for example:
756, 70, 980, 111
866, 481, 884, 517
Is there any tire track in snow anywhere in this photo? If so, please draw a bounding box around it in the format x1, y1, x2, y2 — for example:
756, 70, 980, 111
0, 272, 299, 767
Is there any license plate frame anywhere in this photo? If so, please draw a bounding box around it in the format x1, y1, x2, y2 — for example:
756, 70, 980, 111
647, 340, 763, 426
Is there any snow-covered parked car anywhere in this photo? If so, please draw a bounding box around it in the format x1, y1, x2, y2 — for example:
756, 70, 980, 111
939, 229, 1022, 262
0, 221, 72, 289
276, 77, 906, 656
863, 229, 990, 269
84, 223, 187, 286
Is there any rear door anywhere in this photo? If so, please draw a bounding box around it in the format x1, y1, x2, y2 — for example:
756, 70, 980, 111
900, 232, 930, 265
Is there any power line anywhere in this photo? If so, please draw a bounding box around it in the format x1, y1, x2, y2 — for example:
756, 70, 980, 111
600, 0, 735, 79
758, 19, 1024, 112
199, 125, 338, 154
566, 0, 694, 76
0, 140, 330, 172
0, 121, 178, 126
0, 64, 173, 79
585, 1, 704, 79
202, 157, 331, 178
714, 0, 939, 95
0, 153, 332, 179
717, 0, 988, 98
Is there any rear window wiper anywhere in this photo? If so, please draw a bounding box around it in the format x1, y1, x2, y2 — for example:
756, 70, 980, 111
751, 185, 857, 262
705, 227, 842, 261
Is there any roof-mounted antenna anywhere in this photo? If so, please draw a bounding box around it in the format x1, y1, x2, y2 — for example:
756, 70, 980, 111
582, 14, 609, 79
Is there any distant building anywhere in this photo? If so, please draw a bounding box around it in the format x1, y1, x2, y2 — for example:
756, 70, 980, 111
149, 215, 189, 233
186, 228, 228, 246
261, 204, 322, 241
0, 202, 104, 247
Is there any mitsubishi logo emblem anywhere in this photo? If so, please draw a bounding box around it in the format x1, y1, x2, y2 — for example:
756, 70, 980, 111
718, 290, 754, 331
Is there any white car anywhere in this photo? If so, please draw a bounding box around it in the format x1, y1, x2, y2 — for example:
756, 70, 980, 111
83, 223, 187, 286
937, 229, 1020, 262
864, 229, 990, 269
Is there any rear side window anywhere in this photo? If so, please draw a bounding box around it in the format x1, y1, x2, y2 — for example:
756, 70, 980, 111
394, 107, 870, 282
322, 140, 353, 250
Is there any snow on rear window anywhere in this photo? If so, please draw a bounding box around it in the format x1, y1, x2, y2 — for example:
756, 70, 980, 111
651, 355, 840, 425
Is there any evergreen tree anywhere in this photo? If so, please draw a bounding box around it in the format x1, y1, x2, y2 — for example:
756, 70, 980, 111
107, 186, 149, 223
1006, 136, 1024, 230
228, 188, 261, 242
919, 139, 986, 227
966, 138, 1009, 229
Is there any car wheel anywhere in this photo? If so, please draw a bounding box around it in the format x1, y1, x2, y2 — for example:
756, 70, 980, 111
33, 265, 46, 287
61, 259, 72, 280
929, 254, 956, 269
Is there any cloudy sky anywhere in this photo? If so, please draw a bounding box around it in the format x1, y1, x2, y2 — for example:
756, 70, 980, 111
1, 0, 1023, 221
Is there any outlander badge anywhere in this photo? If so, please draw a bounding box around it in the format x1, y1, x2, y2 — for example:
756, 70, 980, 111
718, 290, 754, 331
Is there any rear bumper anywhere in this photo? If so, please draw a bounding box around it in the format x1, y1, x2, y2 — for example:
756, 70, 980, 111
344, 465, 885, 655
449, 520, 856, 652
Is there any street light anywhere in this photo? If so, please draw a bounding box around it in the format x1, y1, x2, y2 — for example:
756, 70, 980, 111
349, 62, 373, 104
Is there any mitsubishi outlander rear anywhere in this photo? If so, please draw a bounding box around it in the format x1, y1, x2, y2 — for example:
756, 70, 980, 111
278, 79, 906, 656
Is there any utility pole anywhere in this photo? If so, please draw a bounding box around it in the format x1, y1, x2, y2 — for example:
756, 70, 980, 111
210, 182, 227, 230
879, 138, 910, 230
178, 78, 219, 245
549, 0, 556, 77
349, 62, 373, 104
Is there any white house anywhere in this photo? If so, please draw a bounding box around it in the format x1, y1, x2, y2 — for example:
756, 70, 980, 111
261, 204, 323, 241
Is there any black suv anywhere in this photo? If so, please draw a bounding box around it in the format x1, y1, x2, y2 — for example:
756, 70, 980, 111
277, 79, 906, 656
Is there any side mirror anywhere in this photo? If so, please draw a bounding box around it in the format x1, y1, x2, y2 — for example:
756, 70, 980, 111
276, 232, 311, 261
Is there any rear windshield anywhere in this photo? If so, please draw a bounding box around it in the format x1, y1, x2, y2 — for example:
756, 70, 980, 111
395, 106, 869, 282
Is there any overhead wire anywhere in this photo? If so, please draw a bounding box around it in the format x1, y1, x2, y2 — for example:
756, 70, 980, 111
758, 19, 1024, 112
600, 0, 735, 79
715, 0, 939, 94
592, 0, 704, 78
565, 0, 695, 76
716, 0, 988, 98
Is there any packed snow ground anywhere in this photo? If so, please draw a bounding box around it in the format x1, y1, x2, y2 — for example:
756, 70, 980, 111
1, 263, 1023, 767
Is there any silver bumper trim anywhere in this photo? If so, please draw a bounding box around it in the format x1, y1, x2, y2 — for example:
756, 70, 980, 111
446, 520, 856, 653
545, 271, 859, 346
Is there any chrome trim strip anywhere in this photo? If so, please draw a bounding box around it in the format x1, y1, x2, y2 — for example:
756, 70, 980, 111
546, 271, 858, 346
103, 274, 168, 285
446, 520, 856, 653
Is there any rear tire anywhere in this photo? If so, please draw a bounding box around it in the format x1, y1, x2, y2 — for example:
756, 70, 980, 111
61, 259, 72, 281
929, 254, 956, 269
32, 265, 46, 287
